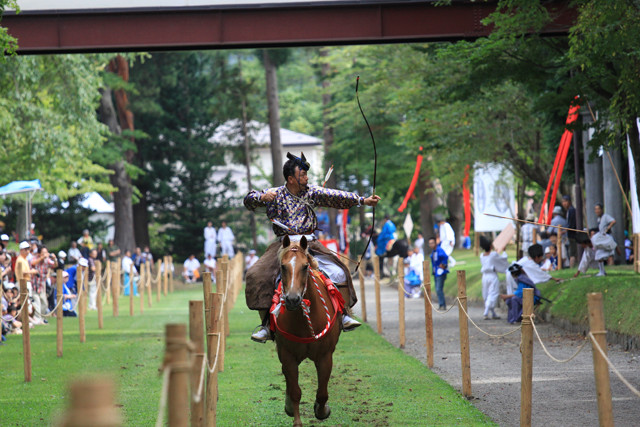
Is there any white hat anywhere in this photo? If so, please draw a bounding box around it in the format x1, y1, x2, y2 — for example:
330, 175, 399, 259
249, 249, 256, 255
58, 250, 67, 259
78, 258, 89, 267
552, 206, 563, 215
544, 246, 551, 254
19, 241, 30, 250
0, 234, 8, 241
62, 271, 69, 278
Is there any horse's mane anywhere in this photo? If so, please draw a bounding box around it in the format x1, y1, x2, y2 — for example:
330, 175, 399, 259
278, 241, 319, 270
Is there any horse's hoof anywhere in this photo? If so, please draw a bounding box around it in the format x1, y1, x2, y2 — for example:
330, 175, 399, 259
285, 395, 294, 417
314, 401, 331, 420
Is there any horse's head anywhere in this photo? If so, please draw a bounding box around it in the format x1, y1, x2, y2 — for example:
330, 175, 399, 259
278, 236, 317, 311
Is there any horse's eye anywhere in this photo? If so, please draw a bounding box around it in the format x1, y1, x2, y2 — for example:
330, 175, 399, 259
303, 264, 309, 270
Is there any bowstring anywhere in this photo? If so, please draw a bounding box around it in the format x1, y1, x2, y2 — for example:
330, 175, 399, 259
354, 76, 377, 272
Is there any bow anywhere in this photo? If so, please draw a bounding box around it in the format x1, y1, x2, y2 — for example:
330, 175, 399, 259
354, 76, 377, 272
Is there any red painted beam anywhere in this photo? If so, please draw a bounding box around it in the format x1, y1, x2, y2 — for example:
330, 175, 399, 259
2, 2, 575, 54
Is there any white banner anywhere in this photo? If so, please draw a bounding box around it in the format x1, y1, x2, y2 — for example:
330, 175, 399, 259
627, 120, 640, 233
474, 163, 515, 232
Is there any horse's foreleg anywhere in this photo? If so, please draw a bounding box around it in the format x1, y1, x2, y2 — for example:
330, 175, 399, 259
313, 353, 333, 420
280, 353, 302, 426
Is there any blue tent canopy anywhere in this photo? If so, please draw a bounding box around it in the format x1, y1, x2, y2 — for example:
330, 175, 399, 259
0, 179, 42, 196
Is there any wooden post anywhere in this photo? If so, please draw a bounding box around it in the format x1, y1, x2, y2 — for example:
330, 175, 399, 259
20, 278, 32, 382
457, 270, 471, 397
117, 258, 123, 297
206, 293, 222, 426
189, 301, 205, 427
222, 259, 230, 338
129, 264, 134, 316
358, 256, 367, 322
587, 292, 614, 427
532, 228, 538, 245
423, 261, 434, 368
169, 255, 174, 293
557, 227, 563, 269
96, 261, 103, 329
79, 266, 86, 343
156, 260, 162, 302
398, 257, 406, 349
146, 262, 153, 307
163, 256, 169, 297
474, 232, 479, 256
203, 273, 213, 336
520, 288, 534, 427
56, 269, 64, 357
60, 378, 121, 427
372, 254, 382, 334
139, 264, 144, 314
112, 260, 119, 317
105, 260, 111, 306
165, 324, 189, 427
633, 233, 640, 273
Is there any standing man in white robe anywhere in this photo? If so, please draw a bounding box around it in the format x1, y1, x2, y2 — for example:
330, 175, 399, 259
479, 236, 509, 320
437, 216, 456, 268
217, 221, 235, 258
204, 221, 217, 258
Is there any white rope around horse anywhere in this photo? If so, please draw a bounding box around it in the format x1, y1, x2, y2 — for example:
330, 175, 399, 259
588, 332, 640, 398
530, 317, 589, 363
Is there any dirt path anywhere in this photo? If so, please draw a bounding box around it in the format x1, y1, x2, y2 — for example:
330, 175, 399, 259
352, 277, 640, 426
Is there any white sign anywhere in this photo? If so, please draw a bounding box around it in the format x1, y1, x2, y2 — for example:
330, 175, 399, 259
403, 213, 414, 240
474, 163, 515, 232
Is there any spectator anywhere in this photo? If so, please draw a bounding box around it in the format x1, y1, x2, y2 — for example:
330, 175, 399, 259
87, 249, 98, 310
375, 214, 397, 277
501, 263, 542, 324
68, 241, 82, 265
548, 205, 568, 268
414, 233, 424, 256
479, 236, 509, 320
561, 195, 578, 267
32, 246, 56, 315
132, 247, 144, 272
56, 251, 67, 270
182, 254, 201, 283
217, 221, 235, 258
593, 202, 617, 265
404, 246, 424, 299
0, 233, 9, 251
436, 216, 456, 268
60, 271, 77, 317
520, 213, 539, 256
204, 221, 217, 258
142, 245, 154, 268
245, 249, 259, 272
204, 253, 217, 281
505, 243, 560, 296
65, 261, 79, 294
428, 236, 449, 310
624, 230, 634, 265
77, 229, 94, 258
541, 245, 558, 272
122, 250, 138, 296
106, 239, 121, 263
95, 242, 106, 264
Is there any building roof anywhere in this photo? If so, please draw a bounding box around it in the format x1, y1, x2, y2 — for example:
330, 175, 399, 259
210, 120, 322, 147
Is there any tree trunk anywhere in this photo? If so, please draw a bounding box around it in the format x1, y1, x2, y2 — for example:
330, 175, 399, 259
320, 48, 338, 239
98, 83, 136, 253
241, 96, 258, 249
418, 168, 439, 244
263, 50, 284, 187
133, 195, 150, 248
446, 190, 464, 248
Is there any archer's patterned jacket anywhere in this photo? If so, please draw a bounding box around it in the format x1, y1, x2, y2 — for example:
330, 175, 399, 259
244, 185, 363, 236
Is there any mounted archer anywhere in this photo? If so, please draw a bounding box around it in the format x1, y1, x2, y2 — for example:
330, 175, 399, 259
244, 152, 380, 342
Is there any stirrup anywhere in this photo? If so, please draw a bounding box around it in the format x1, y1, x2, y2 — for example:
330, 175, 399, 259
251, 325, 270, 343
342, 314, 361, 332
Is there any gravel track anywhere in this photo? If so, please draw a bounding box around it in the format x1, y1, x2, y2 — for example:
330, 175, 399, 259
352, 277, 640, 426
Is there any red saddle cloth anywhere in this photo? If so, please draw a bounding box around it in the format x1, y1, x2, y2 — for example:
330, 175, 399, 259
270, 270, 345, 342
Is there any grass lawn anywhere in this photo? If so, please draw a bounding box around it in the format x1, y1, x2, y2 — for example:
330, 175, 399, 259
1, 285, 495, 426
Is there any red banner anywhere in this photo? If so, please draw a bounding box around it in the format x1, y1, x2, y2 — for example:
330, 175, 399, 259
462, 164, 471, 237
398, 147, 424, 213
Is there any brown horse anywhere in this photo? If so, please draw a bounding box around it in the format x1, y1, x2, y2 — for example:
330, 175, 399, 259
273, 235, 342, 426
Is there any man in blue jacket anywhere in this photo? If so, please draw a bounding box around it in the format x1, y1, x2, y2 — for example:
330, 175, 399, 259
428, 236, 449, 310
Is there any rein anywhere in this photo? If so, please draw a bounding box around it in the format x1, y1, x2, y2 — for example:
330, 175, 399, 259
271, 270, 343, 344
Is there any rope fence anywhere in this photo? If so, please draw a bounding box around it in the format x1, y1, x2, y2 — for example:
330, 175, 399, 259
365, 255, 640, 426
